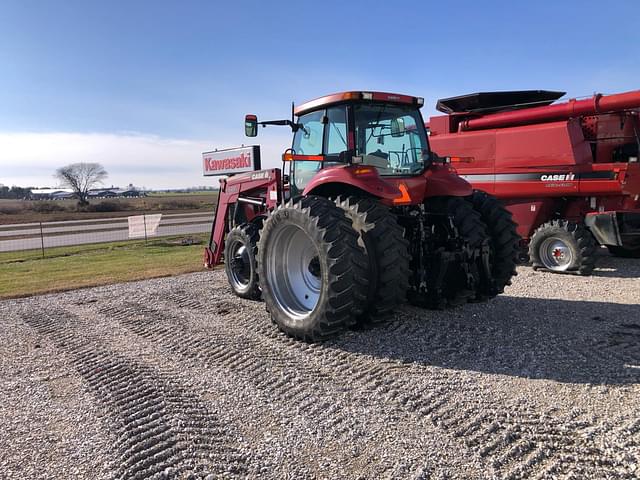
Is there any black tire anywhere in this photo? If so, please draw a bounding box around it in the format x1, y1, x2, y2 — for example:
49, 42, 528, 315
607, 245, 640, 258
467, 191, 520, 299
411, 197, 489, 309
257, 195, 368, 342
336, 196, 410, 323
224, 223, 261, 300
529, 220, 597, 275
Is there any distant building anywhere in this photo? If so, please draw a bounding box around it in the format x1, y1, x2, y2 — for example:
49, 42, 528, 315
30, 188, 75, 199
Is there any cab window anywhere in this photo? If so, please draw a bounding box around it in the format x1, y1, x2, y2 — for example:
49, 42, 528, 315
354, 104, 429, 175
292, 110, 323, 155
324, 106, 348, 156
291, 110, 324, 193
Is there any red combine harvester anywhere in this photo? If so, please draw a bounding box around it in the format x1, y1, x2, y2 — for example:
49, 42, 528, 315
203, 91, 520, 341
428, 89, 640, 274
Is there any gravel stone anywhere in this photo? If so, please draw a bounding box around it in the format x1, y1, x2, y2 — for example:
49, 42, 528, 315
0, 252, 638, 479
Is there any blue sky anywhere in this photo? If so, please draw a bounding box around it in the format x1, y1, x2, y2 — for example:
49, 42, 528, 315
1, 1, 639, 188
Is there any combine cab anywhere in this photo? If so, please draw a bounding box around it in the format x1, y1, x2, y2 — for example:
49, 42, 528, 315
204, 91, 520, 341
428, 89, 640, 274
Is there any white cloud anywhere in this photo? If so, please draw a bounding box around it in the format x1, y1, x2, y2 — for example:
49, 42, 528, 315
0, 131, 289, 189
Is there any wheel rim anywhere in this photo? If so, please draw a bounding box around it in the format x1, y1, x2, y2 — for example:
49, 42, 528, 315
267, 224, 322, 320
228, 239, 251, 289
539, 237, 573, 271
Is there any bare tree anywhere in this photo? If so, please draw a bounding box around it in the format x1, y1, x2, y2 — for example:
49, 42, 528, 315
55, 162, 108, 205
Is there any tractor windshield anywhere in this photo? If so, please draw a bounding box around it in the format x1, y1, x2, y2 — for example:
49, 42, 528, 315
354, 103, 430, 176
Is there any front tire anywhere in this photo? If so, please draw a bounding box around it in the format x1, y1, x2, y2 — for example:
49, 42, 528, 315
224, 223, 261, 300
257, 196, 368, 341
529, 220, 597, 275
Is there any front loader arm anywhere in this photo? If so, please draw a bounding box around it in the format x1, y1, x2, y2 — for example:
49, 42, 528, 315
204, 169, 281, 268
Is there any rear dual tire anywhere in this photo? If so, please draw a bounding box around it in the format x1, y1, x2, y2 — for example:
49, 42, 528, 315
336, 196, 410, 323
467, 191, 520, 299
257, 195, 368, 342
409, 197, 489, 309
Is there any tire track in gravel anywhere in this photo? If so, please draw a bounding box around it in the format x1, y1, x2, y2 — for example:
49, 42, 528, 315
133, 285, 635, 479
384, 308, 636, 480
18, 306, 248, 480
95, 297, 486, 478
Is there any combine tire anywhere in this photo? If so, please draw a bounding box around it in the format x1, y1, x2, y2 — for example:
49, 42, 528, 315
224, 223, 261, 300
529, 220, 597, 275
468, 190, 520, 299
607, 245, 640, 258
412, 197, 489, 309
336, 196, 410, 323
257, 195, 368, 341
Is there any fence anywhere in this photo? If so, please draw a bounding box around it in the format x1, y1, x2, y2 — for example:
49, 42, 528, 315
0, 212, 213, 258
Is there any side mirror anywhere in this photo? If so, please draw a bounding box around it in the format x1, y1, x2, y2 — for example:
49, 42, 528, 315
391, 118, 405, 137
245, 114, 258, 137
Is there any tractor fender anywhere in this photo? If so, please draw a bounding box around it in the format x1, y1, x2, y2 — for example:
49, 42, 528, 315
303, 165, 401, 200
424, 164, 473, 198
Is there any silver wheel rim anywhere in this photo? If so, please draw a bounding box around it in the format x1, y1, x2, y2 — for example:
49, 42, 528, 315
228, 239, 251, 289
267, 224, 322, 320
539, 237, 572, 271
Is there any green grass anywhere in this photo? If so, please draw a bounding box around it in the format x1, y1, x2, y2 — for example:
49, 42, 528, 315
0, 234, 210, 298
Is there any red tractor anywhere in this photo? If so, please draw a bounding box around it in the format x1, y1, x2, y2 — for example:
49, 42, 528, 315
204, 91, 520, 341
428, 89, 640, 274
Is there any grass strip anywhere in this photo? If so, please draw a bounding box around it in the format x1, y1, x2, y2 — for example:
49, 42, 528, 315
0, 234, 210, 298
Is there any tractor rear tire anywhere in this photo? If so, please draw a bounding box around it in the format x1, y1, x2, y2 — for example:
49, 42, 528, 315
224, 223, 261, 300
607, 245, 640, 258
529, 220, 597, 275
336, 196, 410, 323
257, 195, 368, 342
411, 197, 489, 309
467, 190, 520, 299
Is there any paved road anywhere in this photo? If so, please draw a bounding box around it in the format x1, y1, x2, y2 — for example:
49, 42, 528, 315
0, 213, 212, 237
0, 213, 212, 252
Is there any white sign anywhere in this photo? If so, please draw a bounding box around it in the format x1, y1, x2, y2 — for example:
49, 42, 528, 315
202, 145, 260, 176
128, 214, 162, 239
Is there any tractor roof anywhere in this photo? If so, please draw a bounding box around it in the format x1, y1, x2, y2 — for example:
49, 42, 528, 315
294, 91, 424, 116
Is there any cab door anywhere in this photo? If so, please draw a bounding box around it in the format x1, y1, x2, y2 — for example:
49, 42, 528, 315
291, 106, 349, 196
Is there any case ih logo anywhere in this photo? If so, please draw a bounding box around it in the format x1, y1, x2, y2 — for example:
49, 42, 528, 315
202, 146, 259, 176
540, 173, 575, 181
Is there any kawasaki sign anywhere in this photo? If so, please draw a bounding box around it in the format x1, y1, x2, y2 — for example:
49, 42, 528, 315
202, 145, 261, 176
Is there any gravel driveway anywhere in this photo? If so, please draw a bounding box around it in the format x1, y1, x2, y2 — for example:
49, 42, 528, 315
1, 254, 638, 479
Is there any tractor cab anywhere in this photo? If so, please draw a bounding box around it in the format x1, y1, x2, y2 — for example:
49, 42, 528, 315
245, 91, 432, 197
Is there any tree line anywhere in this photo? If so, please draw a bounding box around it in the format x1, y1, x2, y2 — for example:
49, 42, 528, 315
0, 185, 32, 199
